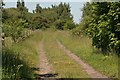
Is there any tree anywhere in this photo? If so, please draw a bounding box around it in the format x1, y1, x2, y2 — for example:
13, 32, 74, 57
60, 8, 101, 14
0, 0, 5, 9
80, 2, 120, 54
17, 0, 28, 19
63, 20, 75, 30
35, 4, 42, 13
21, 0, 25, 7
17, 0, 21, 8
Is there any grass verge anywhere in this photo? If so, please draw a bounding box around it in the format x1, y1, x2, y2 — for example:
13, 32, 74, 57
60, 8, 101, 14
57, 30, 118, 78
2, 30, 43, 79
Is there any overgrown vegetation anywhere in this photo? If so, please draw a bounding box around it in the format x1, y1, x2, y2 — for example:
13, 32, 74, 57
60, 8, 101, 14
72, 2, 120, 55
1, 0, 119, 79
1, 0, 75, 79
57, 31, 118, 78
2, 0, 75, 42
71, 2, 119, 78
2, 48, 33, 79
2, 31, 42, 79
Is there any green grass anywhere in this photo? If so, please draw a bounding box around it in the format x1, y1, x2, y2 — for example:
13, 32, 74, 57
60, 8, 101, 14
56, 30, 118, 78
2, 30, 43, 79
3, 30, 119, 79
11, 31, 43, 67
43, 30, 89, 78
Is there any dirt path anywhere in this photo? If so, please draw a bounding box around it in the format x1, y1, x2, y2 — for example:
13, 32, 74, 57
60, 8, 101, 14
36, 40, 54, 77
57, 40, 110, 79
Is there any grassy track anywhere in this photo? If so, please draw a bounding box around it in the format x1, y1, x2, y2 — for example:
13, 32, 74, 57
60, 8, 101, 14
56, 30, 118, 78
43, 30, 89, 78
3, 30, 119, 79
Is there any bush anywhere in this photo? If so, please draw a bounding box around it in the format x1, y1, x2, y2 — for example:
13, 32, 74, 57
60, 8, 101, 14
2, 47, 34, 79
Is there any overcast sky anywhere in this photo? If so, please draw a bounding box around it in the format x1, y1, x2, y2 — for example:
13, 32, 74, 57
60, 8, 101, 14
4, 0, 88, 23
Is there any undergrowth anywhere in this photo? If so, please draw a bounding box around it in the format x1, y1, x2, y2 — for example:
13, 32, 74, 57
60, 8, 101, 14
2, 30, 42, 79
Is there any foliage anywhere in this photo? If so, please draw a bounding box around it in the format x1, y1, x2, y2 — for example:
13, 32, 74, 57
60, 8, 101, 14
31, 2, 75, 30
2, 19, 31, 43
72, 27, 82, 36
35, 4, 42, 13
1, 0, 81, 79
73, 2, 120, 55
72, 23, 85, 36
2, 31, 42, 79
2, 1, 75, 33
2, 47, 34, 79
57, 30, 118, 78
63, 20, 75, 30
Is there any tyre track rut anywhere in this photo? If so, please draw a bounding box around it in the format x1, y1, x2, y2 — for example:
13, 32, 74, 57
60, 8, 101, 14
57, 40, 110, 79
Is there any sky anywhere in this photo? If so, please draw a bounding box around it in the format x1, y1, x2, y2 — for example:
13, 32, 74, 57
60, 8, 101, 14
4, 0, 88, 23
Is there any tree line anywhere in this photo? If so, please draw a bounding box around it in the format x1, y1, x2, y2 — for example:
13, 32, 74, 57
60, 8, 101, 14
72, 2, 120, 55
1, 1, 120, 55
1, 0, 75, 43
